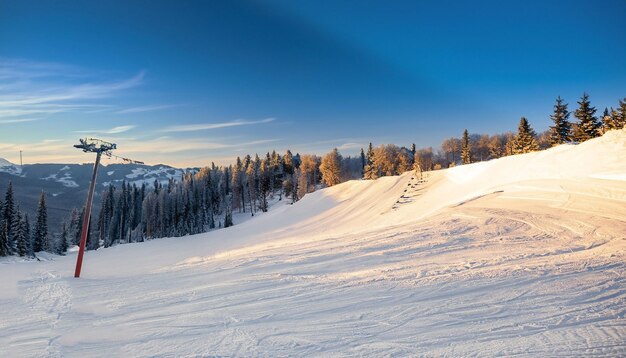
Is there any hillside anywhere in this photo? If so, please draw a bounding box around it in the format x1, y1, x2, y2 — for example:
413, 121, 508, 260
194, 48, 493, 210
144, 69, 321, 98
0, 160, 193, 233
1, 129, 625, 356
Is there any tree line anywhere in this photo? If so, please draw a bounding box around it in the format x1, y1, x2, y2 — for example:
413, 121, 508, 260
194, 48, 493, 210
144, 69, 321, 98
0, 93, 624, 258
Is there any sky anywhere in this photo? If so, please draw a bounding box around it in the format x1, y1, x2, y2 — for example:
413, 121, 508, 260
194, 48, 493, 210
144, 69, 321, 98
0, 0, 625, 167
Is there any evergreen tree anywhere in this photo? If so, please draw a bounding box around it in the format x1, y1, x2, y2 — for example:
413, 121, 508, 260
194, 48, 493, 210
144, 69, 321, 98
549, 96, 571, 145
0, 219, 8, 256
573, 93, 599, 142
259, 158, 270, 212
614, 98, 626, 129
33, 191, 49, 252
224, 203, 233, 228
359, 148, 366, 177
364, 142, 377, 180
0, 182, 16, 256
461, 129, 471, 164
16, 213, 33, 257
57, 223, 68, 255
513, 117, 539, 154
231, 157, 243, 212
8, 205, 20, 255
600, 107, 612, 134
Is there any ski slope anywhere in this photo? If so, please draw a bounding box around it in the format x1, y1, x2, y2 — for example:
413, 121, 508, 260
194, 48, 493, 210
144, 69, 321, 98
2, 130, 626, 357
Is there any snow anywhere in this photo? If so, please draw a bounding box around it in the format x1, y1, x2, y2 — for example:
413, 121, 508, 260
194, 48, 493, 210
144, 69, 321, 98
2, 129, 626, 356
101, 166, 186, 188
0, 157, 22, 175
41, 172, 79, 188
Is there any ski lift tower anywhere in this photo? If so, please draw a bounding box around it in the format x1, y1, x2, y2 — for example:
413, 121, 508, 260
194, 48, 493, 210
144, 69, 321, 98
73, 138, 116, 278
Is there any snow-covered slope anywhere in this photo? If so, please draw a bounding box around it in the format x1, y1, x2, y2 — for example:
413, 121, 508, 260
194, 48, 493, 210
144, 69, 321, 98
2, 130, 626, 357
0, 157, 21, 175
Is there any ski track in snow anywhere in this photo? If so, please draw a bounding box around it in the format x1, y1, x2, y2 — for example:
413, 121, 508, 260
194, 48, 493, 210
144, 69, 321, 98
2, 129, 626, 357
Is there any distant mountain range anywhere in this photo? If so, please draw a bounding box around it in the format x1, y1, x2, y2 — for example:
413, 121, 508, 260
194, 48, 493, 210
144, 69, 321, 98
0, 158, 196, 234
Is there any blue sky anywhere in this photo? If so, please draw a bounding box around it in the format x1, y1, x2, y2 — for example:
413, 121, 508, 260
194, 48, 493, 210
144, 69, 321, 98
1, 0, 625, 166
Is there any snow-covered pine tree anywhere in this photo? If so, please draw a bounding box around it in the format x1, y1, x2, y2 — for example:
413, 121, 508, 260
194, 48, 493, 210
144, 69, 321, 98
8, 204, 20, 255
0, 182, 16, 256
573, 93, 599, 142
513, 117, 539, 154
57, 222, 68, 255
461, 129, 471, 164
549, 96, 571, 145
16, 213, 32, 257
0, 219, 8, 256
33, 191, 49, 253
320, 148, 343, 187
231, 157, 243, 212
224, 202, 233, 228
259, 158, 270, 212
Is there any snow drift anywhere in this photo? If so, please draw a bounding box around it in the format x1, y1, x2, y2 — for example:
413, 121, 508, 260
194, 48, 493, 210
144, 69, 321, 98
2, 129, 626, 357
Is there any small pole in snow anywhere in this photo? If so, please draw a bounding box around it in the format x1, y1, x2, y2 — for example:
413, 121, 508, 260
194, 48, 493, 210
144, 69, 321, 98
20, 150, 23, 169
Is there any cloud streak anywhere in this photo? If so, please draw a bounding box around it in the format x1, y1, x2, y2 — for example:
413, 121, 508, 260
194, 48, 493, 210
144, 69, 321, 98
116, 104, 176, 114
160, 118, 276, 133
0, 58, 144, 121
74, 125, 137, 135
0, 117, 43, 124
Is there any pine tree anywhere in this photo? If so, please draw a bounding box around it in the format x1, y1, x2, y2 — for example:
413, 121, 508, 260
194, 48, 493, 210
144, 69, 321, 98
33, 191, 49, 253
57, 223, 68, 255
549, 96, 571, 145
573, 93, 599, 142
224, 203, 233, 228
259, 158, 270, 212
8, 205, 20, 255
513, 117, 539, 154
364, 142, 377, 180
16, 213, 32, 257
359, 148, 366, 177
600, 107, 612, 134
461, 129, 471, 164
615, 98, 626, 129
0, 219, 8, 256
0, 182, 16, 256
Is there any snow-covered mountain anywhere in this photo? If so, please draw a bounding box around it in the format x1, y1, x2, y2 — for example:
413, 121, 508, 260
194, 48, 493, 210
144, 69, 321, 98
0, 160, 195, 233
2, 129, 625, 356
0, 157, 22, 175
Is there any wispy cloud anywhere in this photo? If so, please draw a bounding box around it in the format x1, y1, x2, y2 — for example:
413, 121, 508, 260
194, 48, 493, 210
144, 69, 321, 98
0, 58, 144, 121
117, 137, 280, 155
336, 142, 363, 151
160, 118, 276, 133
0, 117, 43, 124
116, 104, 176, 114
74, 125, 137, 135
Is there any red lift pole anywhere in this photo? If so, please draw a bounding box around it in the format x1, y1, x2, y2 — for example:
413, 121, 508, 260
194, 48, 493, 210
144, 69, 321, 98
73, 138, 116, 278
